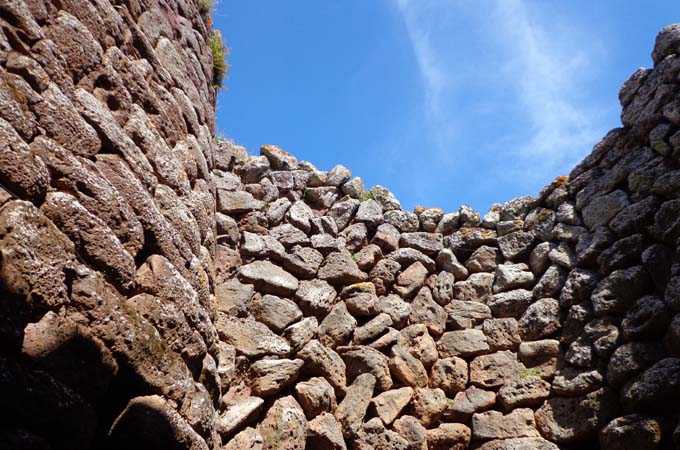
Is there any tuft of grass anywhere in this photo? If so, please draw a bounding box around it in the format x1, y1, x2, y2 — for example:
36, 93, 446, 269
198, 0, 213, 14
210, 30, 229, 88
358, 190, 374, 202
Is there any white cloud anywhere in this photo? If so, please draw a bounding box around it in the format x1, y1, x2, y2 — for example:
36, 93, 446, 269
394, 0, 611, 185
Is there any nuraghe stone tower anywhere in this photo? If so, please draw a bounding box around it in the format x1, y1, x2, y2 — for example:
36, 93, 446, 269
0, 0, 679, 448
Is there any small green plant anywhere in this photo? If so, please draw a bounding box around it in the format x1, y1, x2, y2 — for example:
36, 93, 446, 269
302, 188, 308, 200
358, 190, 374, 202
522, 368, 542, 378
210, 30, 229, 88
447, 398, 454, 405
350, 252, 357, 261
198, 0, 213, 14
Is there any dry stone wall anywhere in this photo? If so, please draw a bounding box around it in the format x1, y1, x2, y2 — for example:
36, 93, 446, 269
1, 0, 680, 448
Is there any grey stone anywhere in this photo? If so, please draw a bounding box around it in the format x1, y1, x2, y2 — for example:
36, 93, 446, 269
552, 368, 603, 396
249, 294, 302, 333
248, 359, 303, 397
408, 287, 447, 336
384, 209, 419, 233
258, 396, 307, 450
493, 263, 535, 293
282, 245, 323, 279
354, 313, 393, 344
318, 251, 368, 285
371, 223, 401, 253
371, 185, 401, 211
437, 329, 489, 358
355, 199, 383, 227
217, 190, 264, 214
340, 345, 392, 392
469, 351, 522, 388
238, 260, 299, 296
318, 302, 357, 348
466, 246, 501, 273
498, 376, 551, 411
582, 190, 630, 230
591, 266, 650, 315
472, 409, 540, 440
450, 386, 496, 420
419, 207, 444, 231
334, 373, 376, 437
498, 231, 536, 261
295, 279, 337, 318
430, 357, 468, 396
295, 377, 337, 419
297, 340, 347, 393
400, 232, 443, 256
270, 223, 310, 247
487, 289, 533, 318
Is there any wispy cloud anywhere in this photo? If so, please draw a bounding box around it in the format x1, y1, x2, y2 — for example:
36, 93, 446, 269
394, 0, 612, 186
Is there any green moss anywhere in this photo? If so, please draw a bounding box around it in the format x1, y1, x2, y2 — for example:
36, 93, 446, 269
210, 30, 229, 88
522, 367, 542, 378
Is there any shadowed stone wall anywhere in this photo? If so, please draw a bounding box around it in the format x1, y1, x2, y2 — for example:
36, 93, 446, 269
1, 1, 680, 449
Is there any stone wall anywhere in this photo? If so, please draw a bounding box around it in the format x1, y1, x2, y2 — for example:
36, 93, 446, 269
0, 0, 221, 448
1, 0, 680, 448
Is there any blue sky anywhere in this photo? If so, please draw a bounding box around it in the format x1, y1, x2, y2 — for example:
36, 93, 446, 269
213, 1, 679, 214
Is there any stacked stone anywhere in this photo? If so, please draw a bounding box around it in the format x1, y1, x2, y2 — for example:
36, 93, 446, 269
211, 24, 680, 445
0, 0, 222, 448
2, 0, 680, 447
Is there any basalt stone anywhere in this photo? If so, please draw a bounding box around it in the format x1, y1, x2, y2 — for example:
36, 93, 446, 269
295, 279, 337, 318
340, 346, 392, 392
591, 266, 650, 315
469, 351, 521, 389
410, 387, 448, 427
384, 209, 420, 233
318, 251, 368, 285
429, 357, 468, 396
334, 373, 376, 437
371, 387, 414, 425
297, 340, 347, 394
599, 414, 663, 450
449, 386, 497, 421
258, 396, 307, 450
483, 318, 521, 351
498, 231, 536, 261
472, 408, 540, 440
466, 246, 501, 273
400, 232, 443, 256
238, 260, 299, 296
621, 358, 680, 411
295, 377, 337, 419
393, 415, 427, 450
397, 324, 439, 368
318, 302, 357, 348
390, 344, 428, 388
535, 389, 617, 444
247, 359, 304, 397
